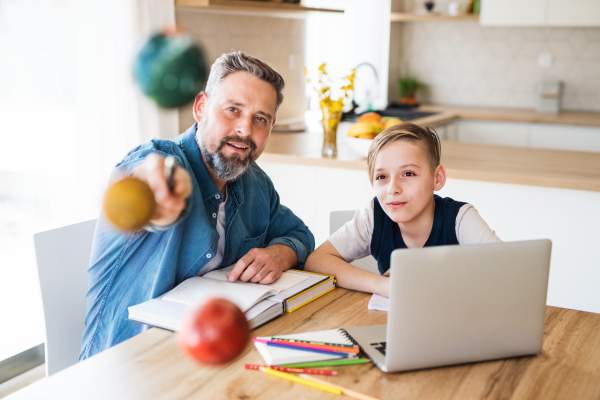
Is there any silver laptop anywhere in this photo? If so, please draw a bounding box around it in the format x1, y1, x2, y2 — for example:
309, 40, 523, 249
344, 239, 552, 373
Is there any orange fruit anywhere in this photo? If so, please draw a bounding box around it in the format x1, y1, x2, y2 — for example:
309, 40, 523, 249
358, 112, 382, 124
357, 133, 376, 140
384, 118, 402, 129
103, 177, 156, 231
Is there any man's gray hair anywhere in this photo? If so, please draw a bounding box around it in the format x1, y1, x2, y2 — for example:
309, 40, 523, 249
204, 51, 285, 113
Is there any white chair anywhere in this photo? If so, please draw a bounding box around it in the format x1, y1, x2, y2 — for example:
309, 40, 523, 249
329, 211, 379, 274
33, 219, 97, 376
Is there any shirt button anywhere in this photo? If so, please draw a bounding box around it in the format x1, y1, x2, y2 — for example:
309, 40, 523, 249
206, 253, 212, 259
215, 194, 220, 200
212, 213, 216, 218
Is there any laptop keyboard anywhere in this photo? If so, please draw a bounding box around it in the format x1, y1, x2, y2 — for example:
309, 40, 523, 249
370, 341, 387, 356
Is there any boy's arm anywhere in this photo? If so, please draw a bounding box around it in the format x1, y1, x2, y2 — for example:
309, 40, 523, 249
305, 240, 389, 297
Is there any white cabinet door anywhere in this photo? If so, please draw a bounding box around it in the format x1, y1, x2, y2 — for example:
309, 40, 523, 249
529, 124, 600, 152
456, 120, 530, 147
480, 0, 546, 26
547, 0, 600, 26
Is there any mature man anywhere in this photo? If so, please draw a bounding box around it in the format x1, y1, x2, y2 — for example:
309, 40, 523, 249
80, 52, 315, 360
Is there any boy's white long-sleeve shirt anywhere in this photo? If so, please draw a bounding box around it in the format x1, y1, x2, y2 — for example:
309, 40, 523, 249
328, 198, 502, 263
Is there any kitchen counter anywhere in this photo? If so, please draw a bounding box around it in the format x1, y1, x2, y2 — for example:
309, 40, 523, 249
260, 115, 600, 192
416, 105, 600, 127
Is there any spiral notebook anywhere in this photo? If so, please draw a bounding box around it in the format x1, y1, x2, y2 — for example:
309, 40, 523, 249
253, 329, 357, 366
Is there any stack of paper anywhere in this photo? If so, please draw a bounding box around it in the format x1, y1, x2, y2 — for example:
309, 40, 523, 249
367, 294, 389, 311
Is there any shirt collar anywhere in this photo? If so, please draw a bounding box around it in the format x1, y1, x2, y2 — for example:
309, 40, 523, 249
176, 123, 244, 207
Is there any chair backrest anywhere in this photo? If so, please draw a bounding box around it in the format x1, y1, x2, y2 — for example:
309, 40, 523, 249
33, 219, 96, 376
329, 211, 379, 274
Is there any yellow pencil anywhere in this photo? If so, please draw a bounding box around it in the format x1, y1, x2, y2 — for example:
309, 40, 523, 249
299, 374, 381, 400
259, 367, 342, 395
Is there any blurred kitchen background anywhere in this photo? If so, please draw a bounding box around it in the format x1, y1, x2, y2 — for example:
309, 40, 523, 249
1, 0, 599, 393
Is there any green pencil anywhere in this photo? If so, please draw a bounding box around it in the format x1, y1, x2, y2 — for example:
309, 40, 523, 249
281, 358, 371, 368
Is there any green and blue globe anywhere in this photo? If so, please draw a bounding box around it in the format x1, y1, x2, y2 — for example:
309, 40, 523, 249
134, 32, 208, 109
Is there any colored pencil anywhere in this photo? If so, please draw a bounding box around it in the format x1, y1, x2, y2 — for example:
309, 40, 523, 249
253, 338, 356, 358
253, 338, 359, 355
282, 358, 371, 368
270, 339, 360, 354
244, 364, 338, 376
259, 367, 342, 395
299, 374, 380, 400
270, 337, 359, 349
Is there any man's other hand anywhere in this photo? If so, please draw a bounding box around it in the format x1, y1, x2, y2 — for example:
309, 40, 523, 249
132, 153, 192, 227
227, 245, 297, 285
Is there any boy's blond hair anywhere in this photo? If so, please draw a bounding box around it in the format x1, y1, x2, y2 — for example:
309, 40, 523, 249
367, 122, 441, 185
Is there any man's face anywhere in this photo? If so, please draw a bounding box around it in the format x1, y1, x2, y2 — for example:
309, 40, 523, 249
194, 71, 277, 181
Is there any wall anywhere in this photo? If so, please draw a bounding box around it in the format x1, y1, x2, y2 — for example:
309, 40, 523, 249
389, 0, 600, 111
175, 9, 306, 131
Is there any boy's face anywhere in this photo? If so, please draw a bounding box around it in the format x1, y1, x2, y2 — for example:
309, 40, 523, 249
373, 140, 445, 225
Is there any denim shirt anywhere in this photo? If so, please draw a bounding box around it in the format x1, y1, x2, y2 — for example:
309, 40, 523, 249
79, 124, 315, 360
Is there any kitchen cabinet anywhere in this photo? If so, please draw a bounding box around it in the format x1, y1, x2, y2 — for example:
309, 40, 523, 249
546, 0, 600, 27
529, 124, 600, 152
448, 120, 600, 153
455, 120, 530, 147
390, 13, 479, 22
480, 0, 545, 26
480, 0, 600, 27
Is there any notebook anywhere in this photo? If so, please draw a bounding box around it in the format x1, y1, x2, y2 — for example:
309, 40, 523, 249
128, 268, 335, 331
253, 329, 357, 366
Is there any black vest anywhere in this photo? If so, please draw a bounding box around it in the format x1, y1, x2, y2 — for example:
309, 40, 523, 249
371, 195, 466, 275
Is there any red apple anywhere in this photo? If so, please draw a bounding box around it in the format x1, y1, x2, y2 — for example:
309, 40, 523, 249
177, 298, 250, 365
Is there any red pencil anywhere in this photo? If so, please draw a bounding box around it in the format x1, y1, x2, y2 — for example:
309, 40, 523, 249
244, 364, 338, 376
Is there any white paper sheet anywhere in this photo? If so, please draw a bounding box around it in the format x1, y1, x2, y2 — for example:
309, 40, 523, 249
368, 293, 389, 311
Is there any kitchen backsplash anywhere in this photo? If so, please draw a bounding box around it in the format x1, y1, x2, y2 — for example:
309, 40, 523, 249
390, 2, 600, 111
175, 9, 306, 130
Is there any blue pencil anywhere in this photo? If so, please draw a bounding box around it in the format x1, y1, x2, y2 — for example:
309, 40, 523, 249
265, 342, 356, 358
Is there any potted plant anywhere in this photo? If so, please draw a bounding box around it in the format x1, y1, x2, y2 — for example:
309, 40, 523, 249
397, 68, 429, 106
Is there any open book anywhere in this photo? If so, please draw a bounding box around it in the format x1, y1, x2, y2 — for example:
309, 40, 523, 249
128, 267, 335, 331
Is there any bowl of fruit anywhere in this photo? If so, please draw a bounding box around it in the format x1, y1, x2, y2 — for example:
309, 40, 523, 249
346, 112, 402, 158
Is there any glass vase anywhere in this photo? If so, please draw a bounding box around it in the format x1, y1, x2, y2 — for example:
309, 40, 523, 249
321, 105, 342, 158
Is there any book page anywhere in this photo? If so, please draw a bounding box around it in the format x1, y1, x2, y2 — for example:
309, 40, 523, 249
162, 277, 277, 312
203, 265, 309, 293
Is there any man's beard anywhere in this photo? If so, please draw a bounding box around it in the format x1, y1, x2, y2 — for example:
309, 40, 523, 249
196, 118, 258, 182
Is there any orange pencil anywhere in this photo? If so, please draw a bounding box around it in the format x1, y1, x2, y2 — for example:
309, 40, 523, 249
244, 364, 338, 376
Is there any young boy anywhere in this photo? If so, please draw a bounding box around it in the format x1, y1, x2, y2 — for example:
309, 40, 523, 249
304, 122, 501, 297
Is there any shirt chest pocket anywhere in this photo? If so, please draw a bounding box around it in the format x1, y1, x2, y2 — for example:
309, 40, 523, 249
236, 226, 269, 259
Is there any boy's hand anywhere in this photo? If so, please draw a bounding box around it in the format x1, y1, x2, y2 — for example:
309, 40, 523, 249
227, 244, 297, 285
132, 153, 192, 227
383, 269, 391, 277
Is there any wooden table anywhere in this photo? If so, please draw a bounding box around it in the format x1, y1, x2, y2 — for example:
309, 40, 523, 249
12, 289, 600, 399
